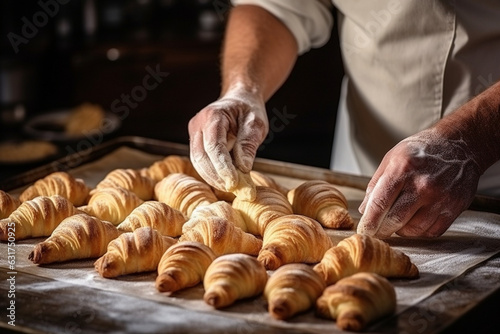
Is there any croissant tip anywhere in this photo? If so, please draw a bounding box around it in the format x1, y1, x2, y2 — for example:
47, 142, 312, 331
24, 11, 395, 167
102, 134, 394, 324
94, 258, 102, 268
204, 293, 221, 308
410, 264, 420, 278
94, 258, 111, 278
337, 312, 365, 332
28, 249, 40, 264
155, 273, 180, 293
269, 298, 292, 320
318, 209, 354, 230
258, 252, 281, 271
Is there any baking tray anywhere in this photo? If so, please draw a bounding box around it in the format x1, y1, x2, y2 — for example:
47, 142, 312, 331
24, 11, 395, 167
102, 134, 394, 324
1, 136, 499, 334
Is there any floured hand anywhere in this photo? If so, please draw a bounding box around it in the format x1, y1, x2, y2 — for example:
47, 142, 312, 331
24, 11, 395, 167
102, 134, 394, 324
188, 87, 268, 199
357, 128, 481, 238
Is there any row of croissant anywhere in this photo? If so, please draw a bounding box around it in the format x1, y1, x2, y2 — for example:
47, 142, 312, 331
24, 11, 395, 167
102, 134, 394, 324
0, 155, 419, 332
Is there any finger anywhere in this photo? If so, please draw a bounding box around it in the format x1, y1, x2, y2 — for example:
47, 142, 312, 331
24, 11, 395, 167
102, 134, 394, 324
395, 205, 453, 237
203, 117, 238, 191
359, 162, 387, 214
233, 113, 267, 173
395, 208, 435, 237
357, 174, 405, 236
359, 179, 376, 214
190, 131, 226, 190
425, 212, 455, 237
373, 191, 421, 239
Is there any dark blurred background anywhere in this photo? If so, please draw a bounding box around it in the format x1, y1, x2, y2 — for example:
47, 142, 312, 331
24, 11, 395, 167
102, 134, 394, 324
0, 0, 343, 182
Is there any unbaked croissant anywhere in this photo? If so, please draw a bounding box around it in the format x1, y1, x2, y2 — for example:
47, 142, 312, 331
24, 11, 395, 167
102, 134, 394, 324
264, 263, 326, 320
141, 155, 201, 182
117, 201, 187, 237
179, 216, 262, 257
203, 253, 268, 309
0, 190, 21, 219
212, 171, 288, 202
316, 272, 396, 332
28, 213, 121, 264
183, 201, 247, 233
19, 171, 90, 206
258, 214, 333, 270
93, 168, 156, 200
94, 226, 177, 278
313, 234, 419, 285
314, 234, 419, 285
227, 169, 257, 201
232, 186, 293, 236
250, 171, 289, 196
154, 173, 218, 217
287, 180, 353, 229
0, 195, 78, 241
156, 241, 216, 293
82, 187, 144, 225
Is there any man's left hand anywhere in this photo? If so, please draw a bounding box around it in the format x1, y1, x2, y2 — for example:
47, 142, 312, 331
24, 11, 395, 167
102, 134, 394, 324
357, 128, 481, 238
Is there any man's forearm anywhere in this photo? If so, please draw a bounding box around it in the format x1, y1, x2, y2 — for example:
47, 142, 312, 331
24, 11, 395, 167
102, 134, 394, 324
220, 5, 298, 101
434, 81, 500, 174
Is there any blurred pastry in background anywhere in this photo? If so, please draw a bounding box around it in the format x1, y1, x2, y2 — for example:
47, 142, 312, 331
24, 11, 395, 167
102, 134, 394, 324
0, 140, 57, 164
23, 102, 120, 142
65, 102, 105, 136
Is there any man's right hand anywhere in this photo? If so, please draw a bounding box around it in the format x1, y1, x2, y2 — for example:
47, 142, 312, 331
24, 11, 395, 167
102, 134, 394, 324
188, 89, 268, 192
188, 4, 299, 192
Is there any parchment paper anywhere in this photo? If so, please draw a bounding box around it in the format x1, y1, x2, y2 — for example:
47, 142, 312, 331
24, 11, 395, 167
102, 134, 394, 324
2, 147, 500, 333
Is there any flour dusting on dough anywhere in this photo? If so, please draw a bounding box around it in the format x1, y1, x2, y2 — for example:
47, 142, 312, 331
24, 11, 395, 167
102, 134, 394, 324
228, 169, 256, 201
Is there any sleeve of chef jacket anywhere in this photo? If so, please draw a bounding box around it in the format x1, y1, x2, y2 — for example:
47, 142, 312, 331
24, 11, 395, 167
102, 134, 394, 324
230, 0, 334, 55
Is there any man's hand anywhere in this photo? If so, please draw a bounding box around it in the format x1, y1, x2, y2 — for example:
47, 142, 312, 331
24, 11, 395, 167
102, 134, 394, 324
357, 128, 482, 238
188, 91, 268, 192
188, 4, 298, 194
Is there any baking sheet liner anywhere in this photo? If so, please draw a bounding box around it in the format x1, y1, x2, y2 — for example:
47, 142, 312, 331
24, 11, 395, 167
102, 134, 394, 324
1, 147, 500, 333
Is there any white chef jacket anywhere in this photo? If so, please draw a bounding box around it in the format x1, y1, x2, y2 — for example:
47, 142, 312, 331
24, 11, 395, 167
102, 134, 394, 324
231, 0, 500, 196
